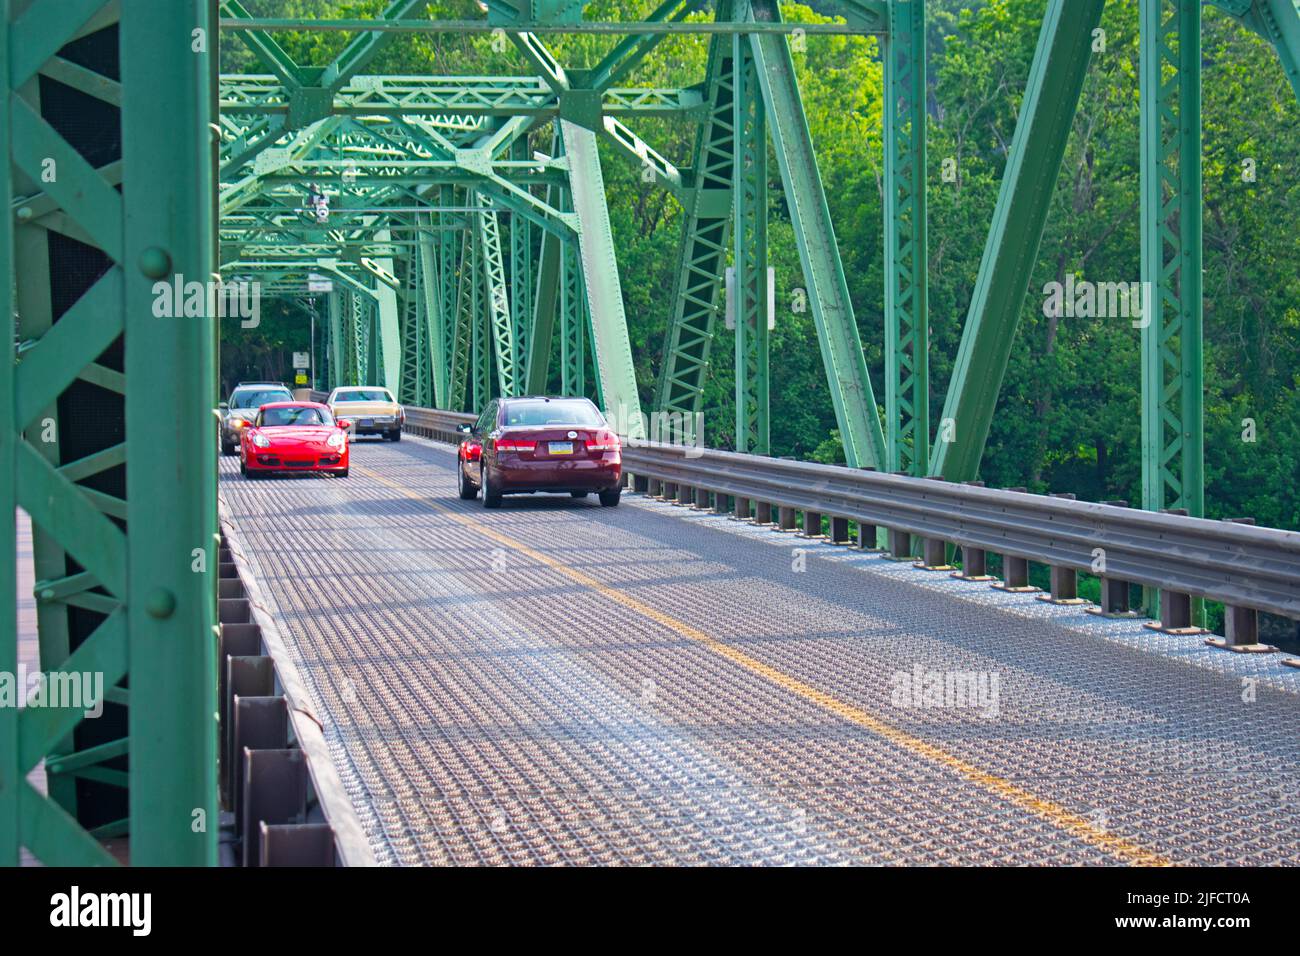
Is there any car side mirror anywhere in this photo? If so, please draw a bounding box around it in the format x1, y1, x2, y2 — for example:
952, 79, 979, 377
336, 419, 352, 431
219, 402, 229, 410
457, 423, 473, 435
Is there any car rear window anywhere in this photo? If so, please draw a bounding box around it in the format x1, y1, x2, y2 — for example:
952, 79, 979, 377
334, 389, 393, 403
232, 389, 291, 409
503, 400, 604, 427
259, 406, 332, 427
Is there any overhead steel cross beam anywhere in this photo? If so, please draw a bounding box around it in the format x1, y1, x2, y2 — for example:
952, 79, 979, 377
930, 0, 1106, 482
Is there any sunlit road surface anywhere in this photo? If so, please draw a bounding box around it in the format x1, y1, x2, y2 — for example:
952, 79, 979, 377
219, 436, 1300, 866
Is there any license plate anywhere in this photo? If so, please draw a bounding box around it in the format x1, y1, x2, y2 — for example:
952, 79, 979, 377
548, 441, 573, 455
360, 419, 374, 428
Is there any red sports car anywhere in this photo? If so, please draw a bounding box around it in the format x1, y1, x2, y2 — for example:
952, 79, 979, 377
240, 401, 351, 479
456, 396, 621, 507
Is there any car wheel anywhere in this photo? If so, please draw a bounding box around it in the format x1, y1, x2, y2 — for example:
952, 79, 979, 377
221, 441, 236, 456
338, 467, 349, 478
570, 491, 589, 499
240, 458, 247, 477
599, 488, 621, 507
389, 429, 402, 442
481, 464, 502, 509
457, 463, 478, 500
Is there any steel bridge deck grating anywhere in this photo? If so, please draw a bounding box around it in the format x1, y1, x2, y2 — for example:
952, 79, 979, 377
219, 437, 1300, 866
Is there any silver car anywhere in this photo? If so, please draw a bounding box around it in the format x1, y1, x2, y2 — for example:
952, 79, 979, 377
220, 384, 293, 454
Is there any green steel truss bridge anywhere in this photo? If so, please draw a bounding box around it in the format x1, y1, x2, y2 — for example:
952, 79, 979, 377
3, 0, 1300, 866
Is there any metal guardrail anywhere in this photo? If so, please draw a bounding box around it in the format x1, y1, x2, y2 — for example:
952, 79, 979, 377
370, 402, 1300, 644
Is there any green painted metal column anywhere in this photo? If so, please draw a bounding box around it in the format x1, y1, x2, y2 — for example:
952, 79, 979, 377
884, 0, 930, 476
510, 135, 534, 379
732, 18, 771, 455
653, 3, 736, 437
328, 292, 345, 390
748, 0, 886, 469
1140, 0, 1204, 521
122, 0, 218, 864
476, 191, 518, 397
930, 0, 1105, 481
559, 119, 647, 439
0, 0, 15, 867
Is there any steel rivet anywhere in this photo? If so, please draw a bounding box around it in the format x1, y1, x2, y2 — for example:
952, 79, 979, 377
139, 247, 172, 280
145, 588, 177, 619
16, 206, 33, 222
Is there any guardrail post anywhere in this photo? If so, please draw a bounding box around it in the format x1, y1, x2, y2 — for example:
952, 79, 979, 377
734, 495, 751, 520
647, 477, 661, 497
993, 555, 1039, 593
830, 516, 850, 544
242, 749, 307, 867
857, 522, 882, 551
675, 483, 692, 506
1205, 518, 1275, 653
1040, 566, 1085, 605
918, 537, 953, 571
953, 546, 994, 581
886, 528, 912, 561
778, 506, 798, 531
633, 474, 649, 493
755, 501, 773, 525
713, 492, 730, 514
1143, 588, 1207, 635
802, 510, 823, 537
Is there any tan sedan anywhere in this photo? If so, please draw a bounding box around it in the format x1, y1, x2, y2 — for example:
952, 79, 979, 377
326, 386, 405, 441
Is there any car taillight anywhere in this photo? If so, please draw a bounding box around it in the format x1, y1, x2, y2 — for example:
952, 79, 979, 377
496, 438, 536, 452
585, 430, 620, 452
463, 441, 482, 461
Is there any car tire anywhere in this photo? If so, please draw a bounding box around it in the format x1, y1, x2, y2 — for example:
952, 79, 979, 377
599, 488, 621, 507
221, 441, 236, 456
481, 464, 502, 509
338, 467, 349, 478
389, 429, 402, 442
240, 459, 247, 477
570, 491, 588, 499
457, 464, 478, 500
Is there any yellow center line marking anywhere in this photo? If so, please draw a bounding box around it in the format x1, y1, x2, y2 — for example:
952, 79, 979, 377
358, 464, 1172, 867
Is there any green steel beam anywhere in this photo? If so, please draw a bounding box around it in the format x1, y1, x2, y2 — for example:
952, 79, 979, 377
560, 119, 646, 438
220, 0, 305, 88
654, 19, 735, 431
1140, 0, 1204, 522
748, 0, 886, 469
509, 138, 534, 379
122, 0, 218, 865
526, 160, 565, 395
884, 0, 929, 476
930, 0, 1106, 481
1, 0, 14, 868
217, 18, 883, 36
319, 0, 427, 93
732, 24, 770, 455
370, 229, 403, 389
588, 0, 711, 91
475, 192, 519, 396
449, 225, 475, 411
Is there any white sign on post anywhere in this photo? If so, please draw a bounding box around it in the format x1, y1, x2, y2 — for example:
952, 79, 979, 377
292, 352, 310, 370
307, 274, 333, 293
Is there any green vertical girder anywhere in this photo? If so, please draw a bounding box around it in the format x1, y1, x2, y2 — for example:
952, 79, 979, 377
475, 192, 520, 397
328, 292, 345, 389
399, 246, 432, 406
930, 0, 1106, 481
884, 0, 930, 477
747, 0, 886, 469
654, 14, 736, 429
560, 237, 588, 397
438, 185, 459, 402
122, 0, 218, 864
558, 119, 647, 439
418, 216, 448, 408
510, 136, 534, 377
526, 182, 564, 395
372, 232, 402, 390
4, 0, 216, 865
469, 206, 491, 411
449, 225, 474, 412
1141, 0, 1204, 522
732, 26, 771, 455
1, 0, 16, 867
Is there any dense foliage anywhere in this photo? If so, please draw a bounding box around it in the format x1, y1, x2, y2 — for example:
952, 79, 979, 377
222, 0, 1300, 531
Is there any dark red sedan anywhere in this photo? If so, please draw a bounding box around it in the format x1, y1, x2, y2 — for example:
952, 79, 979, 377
240, 401, 351, 479
456, 397, 621, 507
